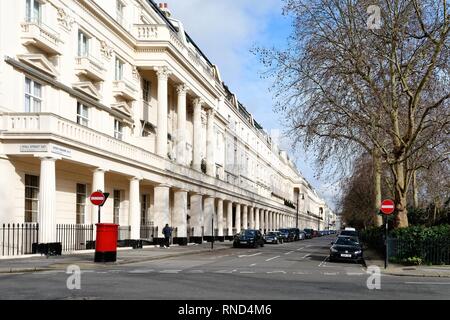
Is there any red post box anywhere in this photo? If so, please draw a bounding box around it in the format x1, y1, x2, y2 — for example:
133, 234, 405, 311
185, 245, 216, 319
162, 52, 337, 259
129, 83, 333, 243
95, 223, 119, 263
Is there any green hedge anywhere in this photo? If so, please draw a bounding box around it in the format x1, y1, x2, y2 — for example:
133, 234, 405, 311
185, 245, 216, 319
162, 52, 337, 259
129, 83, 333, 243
390, 224, 450, 242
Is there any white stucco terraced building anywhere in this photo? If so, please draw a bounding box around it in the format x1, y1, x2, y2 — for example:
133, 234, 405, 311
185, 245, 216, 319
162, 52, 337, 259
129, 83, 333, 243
0, 0, 334, 249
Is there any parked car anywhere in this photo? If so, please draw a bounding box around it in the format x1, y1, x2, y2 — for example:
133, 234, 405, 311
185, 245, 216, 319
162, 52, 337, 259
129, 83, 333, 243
303, 228, 313, 239
233, 229, 265, 248
339, 229, 359, 240
329, 236, 363, 263
289, 228, 302, 241
278, 228, 295, 242
312, 230, 319, 237
298, 230, 306, 240
264, 231, 283, 244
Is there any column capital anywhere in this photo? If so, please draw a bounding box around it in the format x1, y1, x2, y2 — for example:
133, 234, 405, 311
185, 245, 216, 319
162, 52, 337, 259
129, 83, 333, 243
173, 187, 189, 193
176, 84, 189, 96
91, 167, 108, 173
129, 176, 143, 182
192, 97, 204, 107
38, 156, 58, 162
156, 183, 171, 189
155, 66, 172, 80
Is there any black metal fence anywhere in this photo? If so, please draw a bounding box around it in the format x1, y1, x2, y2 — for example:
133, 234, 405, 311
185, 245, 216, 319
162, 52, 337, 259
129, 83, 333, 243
388, 238, 450, 265
140, 224, 157, 240
56, 224, 94, 252
1, 223, 39, 256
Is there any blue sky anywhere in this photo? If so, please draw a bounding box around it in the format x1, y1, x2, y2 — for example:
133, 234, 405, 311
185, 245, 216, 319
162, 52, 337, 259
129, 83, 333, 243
166, 1, 339, 210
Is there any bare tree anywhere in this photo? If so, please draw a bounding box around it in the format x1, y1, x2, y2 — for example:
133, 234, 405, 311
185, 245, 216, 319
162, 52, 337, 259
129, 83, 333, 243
255, 0, 449, 228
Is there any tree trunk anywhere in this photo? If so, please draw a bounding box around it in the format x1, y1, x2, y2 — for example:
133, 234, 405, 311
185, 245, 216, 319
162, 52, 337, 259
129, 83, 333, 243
412, 170, 419, 209
373, 148, 383, 226
394, 162, 409, 228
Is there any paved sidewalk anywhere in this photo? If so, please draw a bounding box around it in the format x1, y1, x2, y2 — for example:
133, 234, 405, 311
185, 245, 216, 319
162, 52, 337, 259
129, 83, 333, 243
363, 248, 450, 278
0, 242, 232, 274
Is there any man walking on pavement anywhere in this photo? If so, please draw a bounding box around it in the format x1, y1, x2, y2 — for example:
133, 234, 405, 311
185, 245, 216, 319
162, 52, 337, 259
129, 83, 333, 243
162, 224, 172, 248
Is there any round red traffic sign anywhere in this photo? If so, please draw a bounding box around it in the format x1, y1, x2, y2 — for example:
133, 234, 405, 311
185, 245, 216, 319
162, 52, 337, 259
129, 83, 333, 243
90, 191, 106, 206
380, 199, 395, 215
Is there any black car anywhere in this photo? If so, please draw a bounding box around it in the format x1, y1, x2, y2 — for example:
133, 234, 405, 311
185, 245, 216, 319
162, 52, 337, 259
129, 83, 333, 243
339, 230, 359, 241
289, 228, 301, 241
303, 229, 313, 239
329, 236, 363, 263
278, 228, 295, 242
233, 229, 265, 248
264, 231, 283, 244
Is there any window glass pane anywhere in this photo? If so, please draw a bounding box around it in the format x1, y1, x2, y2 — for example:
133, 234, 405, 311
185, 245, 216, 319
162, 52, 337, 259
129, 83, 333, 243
25, 96, 31, 113
33, 99, 41, 112
34, 82, 42, 98
25, 78, 31, 94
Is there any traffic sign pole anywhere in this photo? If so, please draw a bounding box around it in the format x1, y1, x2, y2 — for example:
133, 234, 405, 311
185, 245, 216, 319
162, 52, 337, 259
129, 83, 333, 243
385, 215, 388, 269
380, 199, 395, 269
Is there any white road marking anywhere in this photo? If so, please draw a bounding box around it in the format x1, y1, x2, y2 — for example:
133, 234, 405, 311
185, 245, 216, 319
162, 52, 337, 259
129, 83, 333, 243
240, 271, 255, 274
128, 269, 154, 274
301, 254, 310, 259
323, 272, 338, 276
267, 271, 287, 274
285, 251, 294, 255
249, 264, 257, 267
297, 247, 305, 251
405, 282, 450, 285
265, 256, 280, 262
215, 270, 234, 274
238, 252, 262, 258
159, 270, 182, 274
318, 256, 329, 267
187, 270, 204, 273
346, 272, 365, 276
293, 271, 307, 275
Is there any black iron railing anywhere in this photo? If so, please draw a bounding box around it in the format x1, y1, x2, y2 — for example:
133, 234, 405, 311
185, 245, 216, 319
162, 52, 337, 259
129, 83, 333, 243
56, 224, 94, 252
1, 223, 39, 256
388, 238, 450, 265
140, 224, 157, 240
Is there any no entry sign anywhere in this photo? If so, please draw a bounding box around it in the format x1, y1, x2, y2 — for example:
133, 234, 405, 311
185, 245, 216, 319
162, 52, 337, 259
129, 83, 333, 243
90, 191, 106, 206
380, 199, 395, 215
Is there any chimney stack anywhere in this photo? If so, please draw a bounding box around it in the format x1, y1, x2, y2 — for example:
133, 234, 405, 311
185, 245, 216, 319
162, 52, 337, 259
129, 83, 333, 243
159, 3, 171, 18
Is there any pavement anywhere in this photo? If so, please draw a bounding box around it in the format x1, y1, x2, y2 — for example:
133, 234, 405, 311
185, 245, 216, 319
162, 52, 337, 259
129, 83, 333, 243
363, 248, 450, 278
1, 236, 450, 300
0, 242, 231, 274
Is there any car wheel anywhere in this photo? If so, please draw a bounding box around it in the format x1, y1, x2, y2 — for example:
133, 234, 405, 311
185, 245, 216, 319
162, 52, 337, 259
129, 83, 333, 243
329, 256, 334, 262
260, 242, 264, 248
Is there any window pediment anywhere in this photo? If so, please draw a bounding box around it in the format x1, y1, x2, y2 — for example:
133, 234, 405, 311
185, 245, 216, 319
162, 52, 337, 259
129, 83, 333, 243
17, 54, 58, 78
73, 82, 101, 100
111, 102, 132, 118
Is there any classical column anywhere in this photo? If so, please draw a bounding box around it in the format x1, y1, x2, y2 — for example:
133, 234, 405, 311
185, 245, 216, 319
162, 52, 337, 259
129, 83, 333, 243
264, 210, 268, 233
91, 168, 105, 224
226, 201, 233, 237
235, 203, 241, 233
153, 184, 170, 245
129, 177, 141, 240
217, 198, 224, 238
249, 207, 255, 229
173, 189, 188, 245
190, 193, 203, 243
156, 66, 171, 158
38, 157, 56, 244
176, 84, 188, 165
206, 108, 215, 177
255, 208, 260, 230
242, 205, 248, 230
260, 209, 265, 233
192, 98, 203, 171
204, 196, 215, 242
